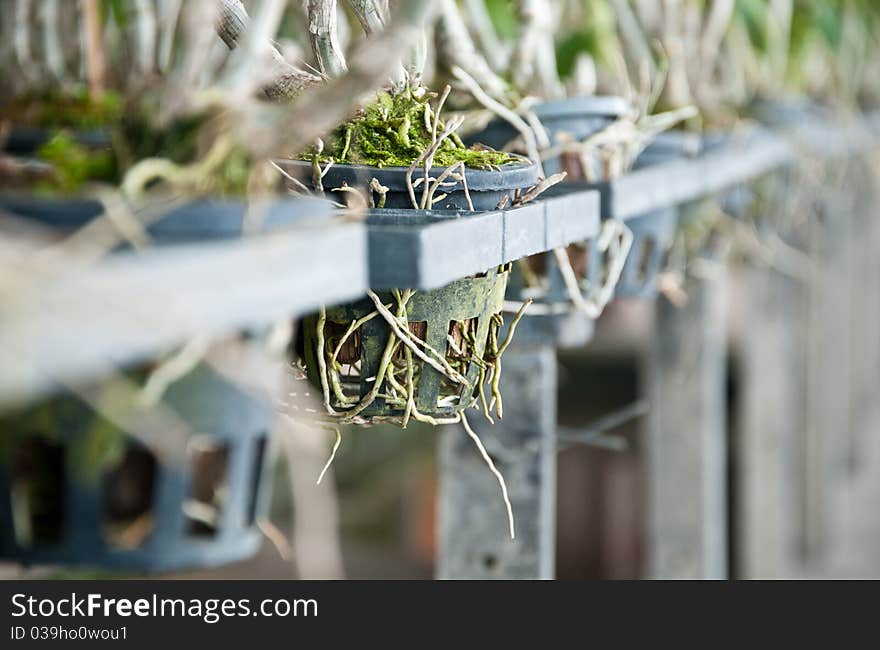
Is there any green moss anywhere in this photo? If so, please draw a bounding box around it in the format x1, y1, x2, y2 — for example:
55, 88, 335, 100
8, 90, 252, 196
4, 88, 123, 130
303, 88, 522, 169
214, 146, 252, 195
36, 131, 117, 192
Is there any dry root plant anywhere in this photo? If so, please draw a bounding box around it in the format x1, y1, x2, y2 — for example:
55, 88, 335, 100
298, 286, 529, 539
310, 289, 529, 428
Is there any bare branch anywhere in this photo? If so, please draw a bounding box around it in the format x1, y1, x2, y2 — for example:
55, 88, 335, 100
81, 0, 106, 98
345, 0, 386, 33
511, 0, 563, 99
306, 0, 348, 78
157, 0, 183, 72
41, 0, 66, 81
218, 0, 322, 100
244, 0, 435, 158
435, 0, 509, 102
14, 0, 38, 84
462, 0, 507, 71
133, 0, 158, 73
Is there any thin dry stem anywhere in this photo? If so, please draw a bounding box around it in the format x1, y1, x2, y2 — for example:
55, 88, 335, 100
460, 410, 515, 540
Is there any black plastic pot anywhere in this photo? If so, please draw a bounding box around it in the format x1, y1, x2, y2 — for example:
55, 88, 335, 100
749, 96, 829, 128
275, 159, 540, 212
468, 95, 631, 176
0, 364, 273, 572
508, 130, 701, 312
2, 126, 112, 157
614, 208, 678, 298
470, 96, 630, 151
641, 130, 756, 220
633, 131, 703, 170
607, 133, 706, 299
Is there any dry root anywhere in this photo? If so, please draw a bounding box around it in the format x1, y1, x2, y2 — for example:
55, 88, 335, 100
309, 283, 530, 428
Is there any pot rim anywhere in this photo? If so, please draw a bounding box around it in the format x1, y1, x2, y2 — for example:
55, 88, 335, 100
531, 95, 632, 120
276, 158, 541, 192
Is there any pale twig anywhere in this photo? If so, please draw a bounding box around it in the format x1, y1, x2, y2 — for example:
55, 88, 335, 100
462, 0, 508, 71
451, 65, 543, 175
270, 160, 312, 193
121, 134, 235, 199
258, 517, 293, 561
245, 0, 435, 158
328, 311, 380, 368
316, 426, 342, 485
512, 172, 567, 206
406, 115, 464, 209
219, 0, 322, 100
496, 300, 531, 357
139, 336, 211, 408
424, 162, 468, 210
367, 290, 470, 386
460, 411, 515, 540
315, 306, 345, 416
511, 0, 563, 99
552, 219, 634, 319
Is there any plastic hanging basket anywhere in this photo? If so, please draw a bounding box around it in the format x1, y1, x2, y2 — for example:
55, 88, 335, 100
505, 215, 633, 335
0, 364, 273, 572
609, 131, 713, 299
302, 267, 509, 423
615, 208, 678, 299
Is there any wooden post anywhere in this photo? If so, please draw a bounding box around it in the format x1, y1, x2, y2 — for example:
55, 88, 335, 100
644, 267, 728, 579
846, 158, 879, 472
736, 264, 805, 578
803, 185, 853, 563
437, 345, 557, 579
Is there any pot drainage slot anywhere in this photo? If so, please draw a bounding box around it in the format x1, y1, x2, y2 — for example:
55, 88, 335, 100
323, 320, 364, 401
10, 438, 66, 547
636, 237, 657, 285
245, 436, 267, 526
102, 445, 157, 549
184, 436, 230, 537
439, 319, 479, 408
